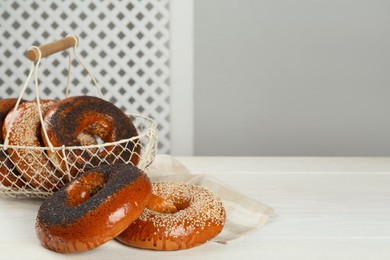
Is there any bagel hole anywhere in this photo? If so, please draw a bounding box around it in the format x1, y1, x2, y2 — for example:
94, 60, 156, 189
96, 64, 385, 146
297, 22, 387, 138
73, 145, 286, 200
147, 195, 190, 214
66, 172, 106, 206
78, 130, 105, 153
90, 134, 104, 145
174, 201, 191, 212
78, 130, 99, 146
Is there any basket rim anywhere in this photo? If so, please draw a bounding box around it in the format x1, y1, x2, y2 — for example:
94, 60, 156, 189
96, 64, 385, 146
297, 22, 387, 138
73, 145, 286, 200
0, 113, 156, 151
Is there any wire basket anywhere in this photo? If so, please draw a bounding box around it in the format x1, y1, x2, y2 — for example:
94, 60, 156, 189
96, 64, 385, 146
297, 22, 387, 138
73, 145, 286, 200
0, 35, 158, 198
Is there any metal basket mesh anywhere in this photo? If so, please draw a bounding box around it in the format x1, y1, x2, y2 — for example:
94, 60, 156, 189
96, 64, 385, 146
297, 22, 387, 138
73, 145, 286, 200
0, 114, 157, 198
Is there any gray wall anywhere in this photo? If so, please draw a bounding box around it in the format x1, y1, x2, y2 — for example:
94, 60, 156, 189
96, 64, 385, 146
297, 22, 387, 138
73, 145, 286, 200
194, 0, 390, 156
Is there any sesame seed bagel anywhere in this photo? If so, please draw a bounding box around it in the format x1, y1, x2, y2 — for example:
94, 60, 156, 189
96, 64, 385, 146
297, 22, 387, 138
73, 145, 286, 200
0, 98, 27, 188
35, 163, 152, 253
116, 182, 226, 250
2, 100, 61, 191
41, 95, 141, 177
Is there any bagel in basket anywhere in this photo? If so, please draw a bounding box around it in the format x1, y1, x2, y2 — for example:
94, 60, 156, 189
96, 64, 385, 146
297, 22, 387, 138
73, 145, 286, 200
2, 99, 62, 191
0, 98, 27, 188
41, 95, 141, 177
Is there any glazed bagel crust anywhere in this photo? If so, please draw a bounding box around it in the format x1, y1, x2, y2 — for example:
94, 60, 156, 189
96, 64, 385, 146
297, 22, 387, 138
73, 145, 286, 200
116, 182, 226, 250
42, 96, 141, 175
36, 163, 152, 253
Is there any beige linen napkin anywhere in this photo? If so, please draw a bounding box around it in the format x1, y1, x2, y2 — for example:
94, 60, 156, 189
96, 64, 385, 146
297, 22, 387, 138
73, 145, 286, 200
146, 154, 274, 244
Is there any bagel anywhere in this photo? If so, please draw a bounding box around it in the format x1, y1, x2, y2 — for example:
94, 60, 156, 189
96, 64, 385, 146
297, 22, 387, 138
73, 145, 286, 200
42, 96, 141, 177
36, 163, 152, 253
116, 182, 226, 250
2, 100, 61, 191
0, 98, 26, 188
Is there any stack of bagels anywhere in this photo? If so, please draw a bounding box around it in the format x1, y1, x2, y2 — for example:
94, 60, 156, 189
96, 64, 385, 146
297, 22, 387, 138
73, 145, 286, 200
0, 95, 140, 191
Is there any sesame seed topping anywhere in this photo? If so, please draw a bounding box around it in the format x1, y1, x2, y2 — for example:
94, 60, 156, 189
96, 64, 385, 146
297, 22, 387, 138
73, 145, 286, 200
139, 182, 226, 238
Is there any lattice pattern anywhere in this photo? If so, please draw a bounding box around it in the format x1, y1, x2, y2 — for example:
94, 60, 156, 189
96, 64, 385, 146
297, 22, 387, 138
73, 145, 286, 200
0, 0, 171, 153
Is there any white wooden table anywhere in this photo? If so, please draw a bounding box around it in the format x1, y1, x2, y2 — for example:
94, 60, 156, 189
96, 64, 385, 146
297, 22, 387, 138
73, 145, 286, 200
1, 157, 390, 259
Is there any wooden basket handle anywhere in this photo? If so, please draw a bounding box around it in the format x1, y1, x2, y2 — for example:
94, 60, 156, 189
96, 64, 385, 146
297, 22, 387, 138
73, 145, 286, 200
26, 35, 78, 61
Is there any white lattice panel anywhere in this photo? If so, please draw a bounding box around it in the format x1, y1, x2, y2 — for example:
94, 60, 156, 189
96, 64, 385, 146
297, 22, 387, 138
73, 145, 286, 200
0, 0, 171, 153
